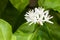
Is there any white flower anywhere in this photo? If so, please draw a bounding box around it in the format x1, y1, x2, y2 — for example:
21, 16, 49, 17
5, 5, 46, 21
24, 7, 53, 25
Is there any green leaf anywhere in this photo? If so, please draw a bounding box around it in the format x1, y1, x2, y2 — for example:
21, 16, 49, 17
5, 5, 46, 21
38, 0, 60, 12
10, 0, 29, 13
15, 22, 37, 33
42, 11, 60, 40
38, 26, 51, 40
14, 22, 40, 40
14, 29, 40, 40
15, 30, 33, 40
45, 20, 60, 40
11, 35, 16, 40
14, 22, 50, 40
14, 22, 54, 40
0, 19, 12, 40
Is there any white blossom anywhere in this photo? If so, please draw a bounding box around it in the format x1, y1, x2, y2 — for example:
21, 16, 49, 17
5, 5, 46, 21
24, 7, 53, 25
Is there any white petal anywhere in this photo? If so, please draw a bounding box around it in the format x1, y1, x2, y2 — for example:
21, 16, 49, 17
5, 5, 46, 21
24, 7, 53, 25
46, 21, 53, 24
29, 22, 33, 25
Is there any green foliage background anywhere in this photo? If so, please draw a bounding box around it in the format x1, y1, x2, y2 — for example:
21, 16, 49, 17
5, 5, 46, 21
0, 0, 60, 40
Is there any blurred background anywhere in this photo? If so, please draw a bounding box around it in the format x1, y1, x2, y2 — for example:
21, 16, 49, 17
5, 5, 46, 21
1, 0, 60, 40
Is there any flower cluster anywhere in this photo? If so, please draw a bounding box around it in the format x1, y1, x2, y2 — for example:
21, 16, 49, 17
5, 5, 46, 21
24, 7, 53, 25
